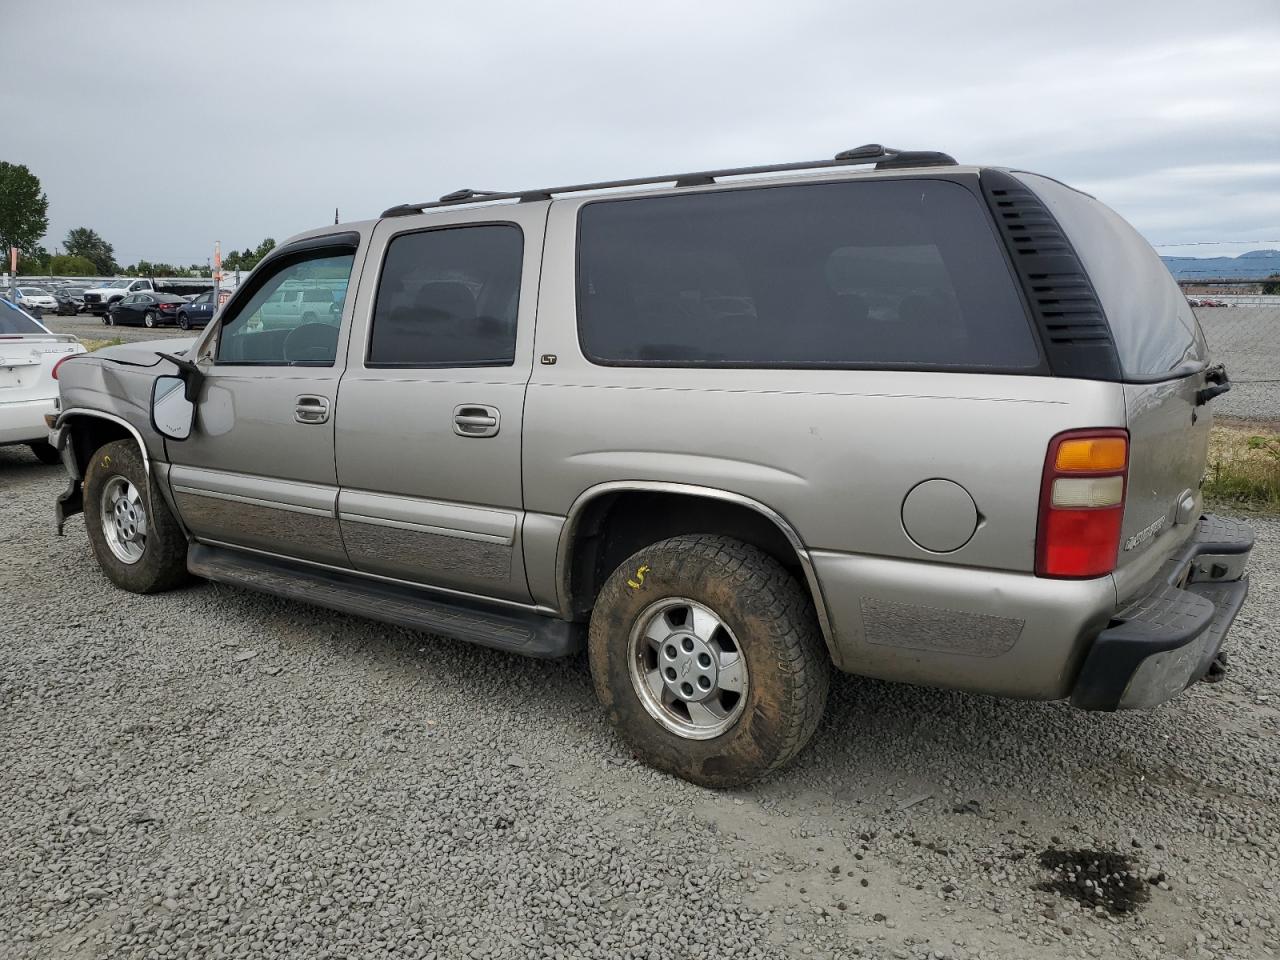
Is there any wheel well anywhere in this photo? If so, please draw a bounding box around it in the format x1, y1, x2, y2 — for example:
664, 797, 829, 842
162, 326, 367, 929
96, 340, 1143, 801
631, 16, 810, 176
65, 416, 135, 476
566, 491, 808, 620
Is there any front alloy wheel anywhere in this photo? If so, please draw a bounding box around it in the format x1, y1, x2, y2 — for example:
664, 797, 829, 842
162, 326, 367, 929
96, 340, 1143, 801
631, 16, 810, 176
101, 475, 147, 564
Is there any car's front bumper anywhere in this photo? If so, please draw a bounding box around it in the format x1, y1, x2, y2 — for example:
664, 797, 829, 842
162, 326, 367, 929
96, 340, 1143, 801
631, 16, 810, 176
1069, 515, 1253, 710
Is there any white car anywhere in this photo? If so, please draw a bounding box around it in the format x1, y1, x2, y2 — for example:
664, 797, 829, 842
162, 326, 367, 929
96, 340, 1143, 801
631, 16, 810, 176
0, 299, 86, 463
14, 286, 59, 311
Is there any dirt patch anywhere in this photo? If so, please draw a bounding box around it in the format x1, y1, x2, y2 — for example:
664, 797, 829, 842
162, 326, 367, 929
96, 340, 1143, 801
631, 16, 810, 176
1034, 848, 1150, 915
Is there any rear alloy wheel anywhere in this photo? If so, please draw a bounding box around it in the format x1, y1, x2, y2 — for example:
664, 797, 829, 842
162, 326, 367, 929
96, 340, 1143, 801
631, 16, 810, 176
83, 439, 190, 593
144, 310, 158, 328
589, 534, 831, 787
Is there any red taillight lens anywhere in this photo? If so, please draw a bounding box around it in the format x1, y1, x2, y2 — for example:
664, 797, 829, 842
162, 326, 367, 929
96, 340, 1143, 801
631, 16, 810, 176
160, 302, 174, 309
1035, 428, 1129, 578
52, 354, 76, 380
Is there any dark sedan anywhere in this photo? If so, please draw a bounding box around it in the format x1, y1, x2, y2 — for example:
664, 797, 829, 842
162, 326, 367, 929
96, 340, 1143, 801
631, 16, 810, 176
55, 285, 90, 315
106, 292, 188, 327
175, 290, 218, 330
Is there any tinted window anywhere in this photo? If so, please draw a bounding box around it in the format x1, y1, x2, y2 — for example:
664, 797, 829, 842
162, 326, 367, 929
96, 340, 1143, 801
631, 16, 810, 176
1016, 173, 1206, 380
217, 252, 355, 366
577, 179, 1039, 369
369, 224, 523, 367
0, 300, 44, 334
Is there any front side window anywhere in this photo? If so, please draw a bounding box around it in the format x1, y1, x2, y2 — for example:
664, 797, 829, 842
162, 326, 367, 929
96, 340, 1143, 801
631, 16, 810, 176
216, 251, 355, 366
368, 224, 523, 367
577, 179, 1040, 370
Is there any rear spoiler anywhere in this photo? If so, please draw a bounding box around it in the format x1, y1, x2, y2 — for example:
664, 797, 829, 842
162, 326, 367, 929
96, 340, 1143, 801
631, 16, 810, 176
0, 333, 81, 343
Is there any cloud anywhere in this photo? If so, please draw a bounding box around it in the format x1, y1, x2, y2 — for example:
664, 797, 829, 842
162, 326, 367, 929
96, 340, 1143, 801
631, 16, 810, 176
5, 0, 1278, 264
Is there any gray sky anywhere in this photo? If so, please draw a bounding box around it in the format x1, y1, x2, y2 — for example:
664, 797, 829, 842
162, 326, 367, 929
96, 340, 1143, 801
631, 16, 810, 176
7, 0, 1279, 266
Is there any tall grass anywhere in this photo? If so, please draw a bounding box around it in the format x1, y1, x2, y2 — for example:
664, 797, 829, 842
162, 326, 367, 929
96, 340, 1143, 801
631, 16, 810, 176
1204, 424, 1280, 514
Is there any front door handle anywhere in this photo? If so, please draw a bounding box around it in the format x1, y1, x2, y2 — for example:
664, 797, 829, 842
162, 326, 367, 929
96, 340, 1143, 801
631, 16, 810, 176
453, 404, 500, 438
295, 395, 330, 424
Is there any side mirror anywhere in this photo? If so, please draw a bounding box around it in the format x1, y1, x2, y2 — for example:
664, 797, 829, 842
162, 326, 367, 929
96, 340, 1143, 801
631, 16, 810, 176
151, 375, 195, 440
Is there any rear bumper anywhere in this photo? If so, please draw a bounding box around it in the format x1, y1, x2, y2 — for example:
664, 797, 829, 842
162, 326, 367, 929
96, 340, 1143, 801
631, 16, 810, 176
0, 397, 57, 444
1070, 515, 1253, 710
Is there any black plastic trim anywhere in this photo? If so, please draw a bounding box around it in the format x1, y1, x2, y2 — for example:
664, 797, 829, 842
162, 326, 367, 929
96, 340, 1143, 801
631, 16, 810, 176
980, 169, 1122, 381
1070, 514, 1253, 710
187, 543, 580, 658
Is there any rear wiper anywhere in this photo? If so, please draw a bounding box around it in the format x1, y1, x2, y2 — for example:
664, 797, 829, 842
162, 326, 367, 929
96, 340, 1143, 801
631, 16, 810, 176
1196, 364, 1230, 406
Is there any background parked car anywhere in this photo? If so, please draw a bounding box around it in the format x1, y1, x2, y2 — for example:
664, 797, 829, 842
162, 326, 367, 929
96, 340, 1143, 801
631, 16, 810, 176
175, 290, 218, 330
105, 292, 188, 327
0, 299, 85, 463
54, 286, 90, 315
14, 286, 58, 314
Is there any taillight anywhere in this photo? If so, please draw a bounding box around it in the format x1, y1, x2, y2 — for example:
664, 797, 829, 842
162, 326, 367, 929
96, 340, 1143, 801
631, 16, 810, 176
1035, 429, 1129, 578
52, 353, 77, 380
159, 302, 175, 309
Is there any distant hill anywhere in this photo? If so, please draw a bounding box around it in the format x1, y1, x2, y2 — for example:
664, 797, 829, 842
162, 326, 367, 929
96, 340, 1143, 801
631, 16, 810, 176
1160, 248, 1280, 281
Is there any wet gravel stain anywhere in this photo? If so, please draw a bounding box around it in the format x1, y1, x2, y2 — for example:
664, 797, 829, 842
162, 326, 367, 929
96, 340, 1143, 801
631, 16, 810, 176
1034, 848, 1150, 915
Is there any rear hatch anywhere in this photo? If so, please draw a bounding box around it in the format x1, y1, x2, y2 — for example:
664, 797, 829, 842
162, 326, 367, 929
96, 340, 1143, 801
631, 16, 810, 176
1013, 173, 1213, 593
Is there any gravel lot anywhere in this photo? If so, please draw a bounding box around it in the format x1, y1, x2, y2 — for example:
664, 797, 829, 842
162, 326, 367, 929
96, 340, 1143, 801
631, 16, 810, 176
2, 449, 1278, 960
37, 314, 195, 345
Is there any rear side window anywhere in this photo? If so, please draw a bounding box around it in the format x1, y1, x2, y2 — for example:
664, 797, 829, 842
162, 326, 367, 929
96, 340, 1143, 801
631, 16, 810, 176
1015, 173, 1206, 380
0, 300, 45, 334
368, 224, 523, 368
577, 179, 1040, 369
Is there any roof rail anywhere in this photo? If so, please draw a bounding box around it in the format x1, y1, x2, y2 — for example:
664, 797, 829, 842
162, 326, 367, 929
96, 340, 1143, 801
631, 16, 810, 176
380, 144, 957, 217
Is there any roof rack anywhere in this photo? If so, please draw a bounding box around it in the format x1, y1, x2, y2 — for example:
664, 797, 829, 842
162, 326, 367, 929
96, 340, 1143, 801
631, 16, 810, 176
380, 144, 957, 217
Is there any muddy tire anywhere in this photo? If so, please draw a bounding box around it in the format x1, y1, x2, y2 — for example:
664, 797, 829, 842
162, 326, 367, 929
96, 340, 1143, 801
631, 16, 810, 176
83, 439, 190, 593
589, 534, 830, 788
28, 440, 62, 465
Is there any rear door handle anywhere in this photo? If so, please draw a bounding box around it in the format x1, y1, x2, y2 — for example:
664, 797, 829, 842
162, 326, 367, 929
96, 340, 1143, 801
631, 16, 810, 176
295, 395, 330, 424
453, 404, 500, 438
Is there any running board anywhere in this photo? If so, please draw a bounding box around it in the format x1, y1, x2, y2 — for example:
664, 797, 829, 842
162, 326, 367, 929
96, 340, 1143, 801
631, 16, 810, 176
187, 543, 580, 658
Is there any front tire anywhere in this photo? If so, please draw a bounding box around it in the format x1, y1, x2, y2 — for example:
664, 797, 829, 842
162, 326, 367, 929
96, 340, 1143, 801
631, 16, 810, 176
177, 313, 190, 330
589, 534, 830, 788
83, 439, 190, 593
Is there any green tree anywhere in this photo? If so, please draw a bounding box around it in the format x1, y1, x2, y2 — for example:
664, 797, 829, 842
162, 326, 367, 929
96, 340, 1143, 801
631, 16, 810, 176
48, 254, 97, 276
23, 245, 51, 273
1263, 273, 1280, 296
0, 162, 50, 266
222, 238, 276, 274
64, 227, 118, 274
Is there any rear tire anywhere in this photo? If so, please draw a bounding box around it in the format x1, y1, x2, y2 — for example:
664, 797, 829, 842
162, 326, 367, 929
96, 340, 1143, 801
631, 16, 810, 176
589, 534, 830, 788
83, 439, 190, 593
28, 440, 61, 465
144, 310, 157, 328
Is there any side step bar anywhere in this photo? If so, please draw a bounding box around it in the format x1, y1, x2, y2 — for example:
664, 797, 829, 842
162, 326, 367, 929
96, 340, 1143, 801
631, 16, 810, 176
187, 543, 581, 658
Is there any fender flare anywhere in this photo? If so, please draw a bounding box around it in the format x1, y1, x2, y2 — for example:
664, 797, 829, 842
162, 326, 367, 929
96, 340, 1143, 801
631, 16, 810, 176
53, 409, 156, 536
554, 480, 835, 653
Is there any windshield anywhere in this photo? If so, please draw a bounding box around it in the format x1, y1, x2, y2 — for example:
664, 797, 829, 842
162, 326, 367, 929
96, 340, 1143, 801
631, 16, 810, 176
0, 299, 48, 334
18, 287, 50, 296
106, 279, 132, 288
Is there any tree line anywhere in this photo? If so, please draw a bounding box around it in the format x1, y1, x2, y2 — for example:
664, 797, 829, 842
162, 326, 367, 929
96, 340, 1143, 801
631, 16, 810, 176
1, 160, 275, 278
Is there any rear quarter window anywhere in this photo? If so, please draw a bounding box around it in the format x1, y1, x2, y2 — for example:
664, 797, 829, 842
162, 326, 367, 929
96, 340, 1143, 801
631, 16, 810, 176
1014, 172, 1206, 380
576, 178, 1041, 370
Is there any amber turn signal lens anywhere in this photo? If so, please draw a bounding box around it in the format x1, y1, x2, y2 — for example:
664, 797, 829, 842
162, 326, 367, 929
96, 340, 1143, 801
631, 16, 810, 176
1054, 436, 1127, 472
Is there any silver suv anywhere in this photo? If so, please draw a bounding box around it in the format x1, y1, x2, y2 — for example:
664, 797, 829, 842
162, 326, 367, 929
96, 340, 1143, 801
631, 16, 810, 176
51, 145, 1253, 786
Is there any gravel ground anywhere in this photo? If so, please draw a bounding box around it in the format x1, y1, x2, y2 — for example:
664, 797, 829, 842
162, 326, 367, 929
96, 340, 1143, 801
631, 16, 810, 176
1195, 306, 1280, 423
1, 447, 1278, 960
37, 313, 195, 345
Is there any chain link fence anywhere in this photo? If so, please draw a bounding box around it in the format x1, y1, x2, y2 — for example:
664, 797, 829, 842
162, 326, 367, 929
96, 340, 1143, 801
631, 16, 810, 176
1186, 283, 1280, 510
